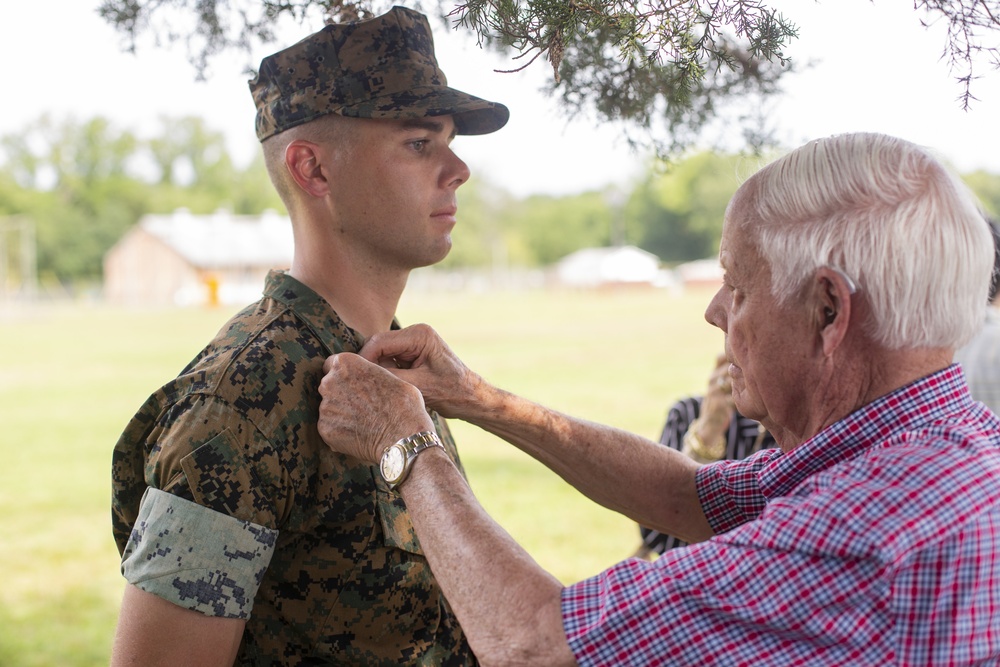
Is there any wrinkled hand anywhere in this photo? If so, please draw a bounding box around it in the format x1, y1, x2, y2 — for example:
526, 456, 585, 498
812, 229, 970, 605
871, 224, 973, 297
358, 323, 483, 420
317, 352, 435, 465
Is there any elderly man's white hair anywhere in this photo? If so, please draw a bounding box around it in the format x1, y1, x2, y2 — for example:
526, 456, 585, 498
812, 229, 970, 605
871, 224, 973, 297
732, 132, 992, 350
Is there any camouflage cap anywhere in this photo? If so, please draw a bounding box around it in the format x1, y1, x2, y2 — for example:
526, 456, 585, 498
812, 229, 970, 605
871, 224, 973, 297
249, 6, 510, 141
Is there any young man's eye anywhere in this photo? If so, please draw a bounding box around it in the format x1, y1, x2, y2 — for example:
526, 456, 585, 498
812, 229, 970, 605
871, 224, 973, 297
409, 139, 429, 151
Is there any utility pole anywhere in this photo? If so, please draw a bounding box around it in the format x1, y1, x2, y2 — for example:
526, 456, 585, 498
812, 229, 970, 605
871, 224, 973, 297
605, 187, 627, 247
0, 217, 38, 302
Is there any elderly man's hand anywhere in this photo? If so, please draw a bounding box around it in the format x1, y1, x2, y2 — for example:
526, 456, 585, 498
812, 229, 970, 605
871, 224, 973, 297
317, 353, 435, 464
358, 324, 484, 420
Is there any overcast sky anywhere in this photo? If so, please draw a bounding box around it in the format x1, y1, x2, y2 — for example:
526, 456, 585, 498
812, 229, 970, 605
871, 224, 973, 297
3, 1, 999, 197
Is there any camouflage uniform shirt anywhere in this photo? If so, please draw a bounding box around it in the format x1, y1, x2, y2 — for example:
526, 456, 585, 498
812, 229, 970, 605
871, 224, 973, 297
111, 270, 476, 665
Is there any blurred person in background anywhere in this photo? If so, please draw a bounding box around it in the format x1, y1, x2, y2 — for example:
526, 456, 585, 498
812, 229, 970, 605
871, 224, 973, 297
634, 353, 775, 558
954, 217, 1000, 414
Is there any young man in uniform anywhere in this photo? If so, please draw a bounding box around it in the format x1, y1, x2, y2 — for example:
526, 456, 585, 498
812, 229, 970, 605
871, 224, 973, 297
109, 7, 508, 665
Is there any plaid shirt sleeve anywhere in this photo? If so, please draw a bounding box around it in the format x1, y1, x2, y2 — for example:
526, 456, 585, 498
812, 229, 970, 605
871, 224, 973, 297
695, 448, 781, 534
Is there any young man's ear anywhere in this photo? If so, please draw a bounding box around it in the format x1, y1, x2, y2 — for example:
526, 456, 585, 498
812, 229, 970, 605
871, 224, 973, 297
285, 140, 331, 198
814, 266, 855, 355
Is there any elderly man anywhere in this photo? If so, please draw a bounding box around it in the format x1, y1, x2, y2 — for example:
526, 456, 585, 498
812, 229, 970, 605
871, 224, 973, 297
317, 133, 1000, 664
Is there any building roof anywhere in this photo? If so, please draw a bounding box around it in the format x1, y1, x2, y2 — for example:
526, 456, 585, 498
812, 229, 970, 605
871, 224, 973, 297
138, 209, 293, 269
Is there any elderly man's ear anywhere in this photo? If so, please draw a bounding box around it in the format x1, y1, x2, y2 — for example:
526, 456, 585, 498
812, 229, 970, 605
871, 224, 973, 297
814, 267, 855, 355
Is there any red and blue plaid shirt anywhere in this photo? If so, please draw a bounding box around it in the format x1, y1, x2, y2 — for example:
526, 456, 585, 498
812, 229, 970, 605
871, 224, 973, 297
563, 366, 1000, 665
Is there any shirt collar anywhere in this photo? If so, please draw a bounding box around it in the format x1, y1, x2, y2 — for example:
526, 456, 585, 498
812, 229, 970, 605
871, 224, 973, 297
262, 269, 364, 355
759, 364, 974, 500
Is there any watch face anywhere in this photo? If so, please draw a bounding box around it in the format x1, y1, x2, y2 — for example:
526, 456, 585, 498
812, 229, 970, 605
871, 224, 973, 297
381, 445, 406, 482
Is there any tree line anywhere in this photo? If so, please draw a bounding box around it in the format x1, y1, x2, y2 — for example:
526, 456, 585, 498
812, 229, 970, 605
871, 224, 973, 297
0, 116, 280, 291
2, 115, 999, 291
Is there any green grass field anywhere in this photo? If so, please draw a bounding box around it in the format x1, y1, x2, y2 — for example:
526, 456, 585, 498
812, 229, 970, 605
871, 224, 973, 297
0, 286, 723, 666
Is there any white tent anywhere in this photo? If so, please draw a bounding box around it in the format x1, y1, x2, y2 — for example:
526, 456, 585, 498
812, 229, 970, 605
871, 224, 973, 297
555, 246, 662, 288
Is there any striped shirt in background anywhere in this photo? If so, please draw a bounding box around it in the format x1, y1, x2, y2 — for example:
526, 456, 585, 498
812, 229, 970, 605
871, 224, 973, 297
637, 396, 775, 555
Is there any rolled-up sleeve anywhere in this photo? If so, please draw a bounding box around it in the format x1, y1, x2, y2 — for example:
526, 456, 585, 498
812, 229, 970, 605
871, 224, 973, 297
121, 487, 278, 619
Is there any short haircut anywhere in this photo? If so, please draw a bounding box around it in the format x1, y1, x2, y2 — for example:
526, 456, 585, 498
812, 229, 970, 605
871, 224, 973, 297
731, 132, 992, 349
262, 114, 351, 209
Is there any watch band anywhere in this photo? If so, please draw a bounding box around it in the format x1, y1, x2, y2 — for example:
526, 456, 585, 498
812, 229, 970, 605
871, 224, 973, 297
681, 419, 726, 464
383, 430, 444, 489
398, 431, 443, 458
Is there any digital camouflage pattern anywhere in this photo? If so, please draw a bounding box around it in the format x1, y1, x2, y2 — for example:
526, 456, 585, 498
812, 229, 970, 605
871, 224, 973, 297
122, 487, 278, 618
111, 270, 477, 666
249, 5, 509, 141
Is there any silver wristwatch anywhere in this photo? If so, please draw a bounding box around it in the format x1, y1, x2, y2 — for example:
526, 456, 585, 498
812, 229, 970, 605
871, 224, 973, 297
379, 431, 444, 490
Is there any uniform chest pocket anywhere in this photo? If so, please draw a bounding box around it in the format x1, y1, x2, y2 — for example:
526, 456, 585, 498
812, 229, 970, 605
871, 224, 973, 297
373, 475, 423, 555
